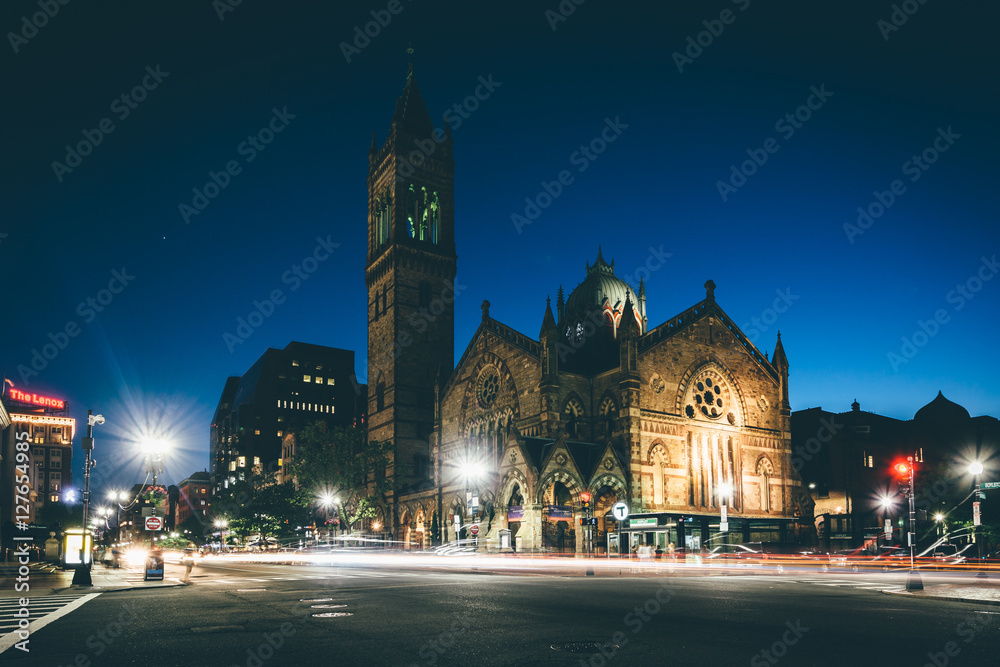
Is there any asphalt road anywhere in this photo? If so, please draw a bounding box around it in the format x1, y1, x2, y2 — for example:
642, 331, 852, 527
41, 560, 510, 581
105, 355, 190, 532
3, 559, 1000, 666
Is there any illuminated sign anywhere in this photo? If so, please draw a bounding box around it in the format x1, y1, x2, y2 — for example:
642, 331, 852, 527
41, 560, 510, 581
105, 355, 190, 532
8, 388, 65, 409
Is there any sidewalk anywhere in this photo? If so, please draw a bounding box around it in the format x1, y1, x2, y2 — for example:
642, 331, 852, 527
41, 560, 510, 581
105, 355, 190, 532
884, 577, 1000, 606
0, 562, 187, 597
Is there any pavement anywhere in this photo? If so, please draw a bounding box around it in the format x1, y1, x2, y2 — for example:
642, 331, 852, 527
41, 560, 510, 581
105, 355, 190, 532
0, 561, 187, 597
5, 558, 1000, 606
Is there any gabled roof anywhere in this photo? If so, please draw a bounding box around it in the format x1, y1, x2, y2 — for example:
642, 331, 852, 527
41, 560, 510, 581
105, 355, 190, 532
640, 297, 778, 380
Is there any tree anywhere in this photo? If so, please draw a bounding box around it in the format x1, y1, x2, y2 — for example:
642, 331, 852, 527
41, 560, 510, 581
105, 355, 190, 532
178, 514, 208, 543
213, 466, 301, 542
286, 422, 400, 534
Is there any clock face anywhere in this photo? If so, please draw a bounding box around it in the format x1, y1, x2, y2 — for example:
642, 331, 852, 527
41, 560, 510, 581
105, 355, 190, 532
477, 366, 500, 408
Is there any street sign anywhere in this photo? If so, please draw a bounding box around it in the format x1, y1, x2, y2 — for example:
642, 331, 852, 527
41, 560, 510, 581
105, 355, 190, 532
145, 516, 163, 531
973, 501, 981, 527
611, 502, 629, 521
470, 524, 480, 536
629, 518, 657, 527
982, 482, 1000, 489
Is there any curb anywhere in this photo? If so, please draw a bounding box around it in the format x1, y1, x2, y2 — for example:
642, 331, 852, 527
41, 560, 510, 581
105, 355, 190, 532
881, 589, 1000, 606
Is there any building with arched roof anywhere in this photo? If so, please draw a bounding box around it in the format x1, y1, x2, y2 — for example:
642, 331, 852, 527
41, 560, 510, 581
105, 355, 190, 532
366, 64, 807, 552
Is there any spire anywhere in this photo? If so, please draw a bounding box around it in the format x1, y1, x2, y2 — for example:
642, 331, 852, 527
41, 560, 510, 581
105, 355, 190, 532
369, 131, 377, 154
704, 279, 716, 302
540, 296, 556, 336
556, 285, 565, 322
620, 294, 638, 336
391, 48, 434, 137
772, 331, 787, 368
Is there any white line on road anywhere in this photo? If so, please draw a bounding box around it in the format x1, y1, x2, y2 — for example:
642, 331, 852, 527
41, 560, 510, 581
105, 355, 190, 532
0, 593, 101, 655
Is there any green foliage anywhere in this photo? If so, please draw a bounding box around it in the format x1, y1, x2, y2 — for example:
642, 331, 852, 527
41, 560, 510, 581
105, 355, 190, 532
286, 422, 399, 533
213, 466, 302, 541
154, 536, 193, 550
178, 514, 207, 543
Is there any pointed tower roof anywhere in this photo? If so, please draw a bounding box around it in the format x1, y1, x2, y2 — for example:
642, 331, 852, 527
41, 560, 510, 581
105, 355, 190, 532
772, 331, 787, 367
391, 58, 434, 137
541, 296, 557, 336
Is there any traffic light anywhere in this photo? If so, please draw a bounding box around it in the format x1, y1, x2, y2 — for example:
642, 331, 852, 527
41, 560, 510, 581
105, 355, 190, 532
892, 460, 911, 481
580, 491, 592, 513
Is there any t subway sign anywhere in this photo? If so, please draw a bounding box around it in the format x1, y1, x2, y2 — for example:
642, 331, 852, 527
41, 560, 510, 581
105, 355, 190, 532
8, 388, 65, 409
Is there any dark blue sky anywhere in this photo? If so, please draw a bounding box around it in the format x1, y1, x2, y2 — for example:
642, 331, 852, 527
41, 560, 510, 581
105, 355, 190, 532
3, 1, 998, 494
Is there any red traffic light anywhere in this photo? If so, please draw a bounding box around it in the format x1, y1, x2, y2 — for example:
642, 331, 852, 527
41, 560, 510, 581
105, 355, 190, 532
892, 461, 911, 479
580, 491, 592, 503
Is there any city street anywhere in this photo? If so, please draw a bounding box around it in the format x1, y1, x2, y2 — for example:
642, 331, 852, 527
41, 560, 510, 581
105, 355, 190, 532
3, 558, 1000, 666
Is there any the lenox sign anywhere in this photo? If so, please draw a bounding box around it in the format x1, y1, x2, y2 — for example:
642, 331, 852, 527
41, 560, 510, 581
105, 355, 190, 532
7, 388, 65, 409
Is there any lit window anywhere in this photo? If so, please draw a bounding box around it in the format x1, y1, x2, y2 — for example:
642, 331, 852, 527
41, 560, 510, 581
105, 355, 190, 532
254, 429, 260, 435
277, 400, 281, 408
315, 376, 323, 384
303, 375, 312, 383
253, 457, 260, 466
229, 461, 236, 471
292, 360, 300, 367
277, 430, 283, 437
868, 455, 874, 468
238, 456, 246, 468
327, 378, 335, 386
331, 405, 335, 414
50, 494, 59, 503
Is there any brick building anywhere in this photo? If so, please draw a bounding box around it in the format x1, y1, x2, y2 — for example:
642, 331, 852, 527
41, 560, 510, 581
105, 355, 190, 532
177, 471, 211, 527
367, 65, 809, 551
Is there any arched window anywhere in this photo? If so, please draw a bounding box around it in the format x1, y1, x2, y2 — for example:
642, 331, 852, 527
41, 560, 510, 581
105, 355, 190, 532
429, 192, 439, 244
406, 185, 418, 239
563, 398, 584, 439
651, 445, 667, 506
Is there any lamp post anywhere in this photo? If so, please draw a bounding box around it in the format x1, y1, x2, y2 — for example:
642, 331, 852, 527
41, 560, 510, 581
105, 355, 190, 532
72, 410, 105, 587
214, 518, 229, 551
718, 482, 733, 542
460, 461, 483, 545
903, 457, 922, 591
969, 461, 984, 570
878, 495, 894, 547
107, 490, 128, 544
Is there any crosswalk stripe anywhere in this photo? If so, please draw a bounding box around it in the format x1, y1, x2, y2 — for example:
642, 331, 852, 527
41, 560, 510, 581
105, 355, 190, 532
0, 593, 101, 655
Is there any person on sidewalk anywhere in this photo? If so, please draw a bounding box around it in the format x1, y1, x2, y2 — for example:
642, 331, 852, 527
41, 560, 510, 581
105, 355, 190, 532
182, 548, 195, 583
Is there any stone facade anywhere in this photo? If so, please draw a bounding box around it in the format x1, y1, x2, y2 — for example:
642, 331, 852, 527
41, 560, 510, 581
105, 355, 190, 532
367, 67, 806, 551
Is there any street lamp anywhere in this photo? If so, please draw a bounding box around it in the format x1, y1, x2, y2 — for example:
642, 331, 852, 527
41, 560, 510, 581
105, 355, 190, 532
214, 518, 229, 551
107, 490, 128, 544
460, 460, 484, 545
969, 461, 984, 568
717, 482, 733, 540
73, 410, 105, 587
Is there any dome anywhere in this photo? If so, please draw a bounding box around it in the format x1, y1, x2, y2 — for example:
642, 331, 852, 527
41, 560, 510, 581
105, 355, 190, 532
913, 391, 971, 422
563, 249, 645, 333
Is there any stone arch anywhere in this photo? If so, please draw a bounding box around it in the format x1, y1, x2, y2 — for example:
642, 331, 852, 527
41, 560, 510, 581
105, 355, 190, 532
755, 455, 774, 476
648, 441, 669, 506
674, 356, 749, 426
756, 455, 774, 513
590, 473, 628, 502
562, 393, 586, 438
535, 470, 585, 506
598, 393, 618, 438
499, 468, 529, 508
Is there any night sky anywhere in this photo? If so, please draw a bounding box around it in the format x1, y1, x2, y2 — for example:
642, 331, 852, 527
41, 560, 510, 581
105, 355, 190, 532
2, 1, 998, 494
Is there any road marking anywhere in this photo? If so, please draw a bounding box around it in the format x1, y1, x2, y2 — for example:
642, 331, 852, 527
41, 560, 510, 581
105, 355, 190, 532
0, 593, 100, 655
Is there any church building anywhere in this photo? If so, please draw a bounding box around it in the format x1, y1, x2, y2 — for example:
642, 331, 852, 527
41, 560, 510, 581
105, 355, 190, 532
366, 64, 809, 553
